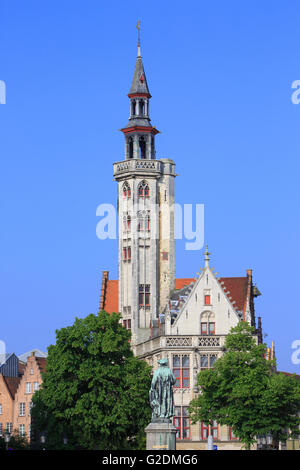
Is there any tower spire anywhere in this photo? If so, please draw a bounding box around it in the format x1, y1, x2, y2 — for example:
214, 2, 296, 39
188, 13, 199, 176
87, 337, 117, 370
137, 20, 141, 57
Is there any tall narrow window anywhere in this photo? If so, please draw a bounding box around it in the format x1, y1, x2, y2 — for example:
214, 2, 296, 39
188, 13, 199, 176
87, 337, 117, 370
204, 295, 211, 305
123, 319, 131, 331
123, 246, 131, 261
172, 355, 190, 388
139, 136, 146, 159
139, 284, 151, 307
128, 137, 133, 158
123, 182, 131, 198
19, 403, 25, 417
131, 100, 136, 116
140, 100, 144, 115
174, 406, 190, 440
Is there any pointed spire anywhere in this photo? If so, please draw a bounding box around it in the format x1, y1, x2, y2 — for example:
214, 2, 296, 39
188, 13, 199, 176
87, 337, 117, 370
129, 21, 151, 97
204, 245, 211, 268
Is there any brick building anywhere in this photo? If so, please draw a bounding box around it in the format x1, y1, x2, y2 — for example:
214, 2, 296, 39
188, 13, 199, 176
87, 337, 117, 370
0, 351, 46, 441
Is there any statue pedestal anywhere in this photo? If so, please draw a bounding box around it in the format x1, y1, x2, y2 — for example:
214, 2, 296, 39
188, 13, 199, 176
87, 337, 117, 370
145, 419, 177, 450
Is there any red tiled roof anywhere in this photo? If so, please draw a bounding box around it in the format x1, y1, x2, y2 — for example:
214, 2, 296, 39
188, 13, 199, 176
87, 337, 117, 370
100, 274, 248, 315
218, 277, 248, 312
174, 278, 195, 289
101, 278, 196, 314
36, 357, 47, 374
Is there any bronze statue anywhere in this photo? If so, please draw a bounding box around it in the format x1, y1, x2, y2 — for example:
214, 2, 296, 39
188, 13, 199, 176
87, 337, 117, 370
149, 358, 176, 421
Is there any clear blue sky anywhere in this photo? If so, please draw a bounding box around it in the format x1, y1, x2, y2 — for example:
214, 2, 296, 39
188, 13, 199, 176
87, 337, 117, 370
0, 1, 299, 373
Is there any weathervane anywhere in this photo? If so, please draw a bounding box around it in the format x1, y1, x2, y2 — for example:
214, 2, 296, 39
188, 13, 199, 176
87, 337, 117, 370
204, 245, 211, 267
136, 20, 141, 56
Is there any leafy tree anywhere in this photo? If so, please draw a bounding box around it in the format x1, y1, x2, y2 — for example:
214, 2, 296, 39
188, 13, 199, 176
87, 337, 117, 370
189, 322, 300, 449
31, 311, 152, 450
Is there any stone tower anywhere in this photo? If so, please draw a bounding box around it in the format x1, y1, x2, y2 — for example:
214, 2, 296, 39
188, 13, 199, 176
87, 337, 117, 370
113, 40, 176, 347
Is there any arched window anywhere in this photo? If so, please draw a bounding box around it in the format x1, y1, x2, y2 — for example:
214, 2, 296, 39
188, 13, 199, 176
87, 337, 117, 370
138, 181, 150, 198
200, 312, 215, 336
123, 182, 131, 198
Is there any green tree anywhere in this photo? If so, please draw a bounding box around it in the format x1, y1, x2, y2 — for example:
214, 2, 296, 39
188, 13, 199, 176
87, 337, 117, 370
189, 322, 300, 449
31, 311, 152, 450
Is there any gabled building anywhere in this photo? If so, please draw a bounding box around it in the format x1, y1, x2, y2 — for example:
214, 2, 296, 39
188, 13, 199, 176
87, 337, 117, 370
13, 351, 47, 439
99, 35, 266, 449
0, 350, 47, 441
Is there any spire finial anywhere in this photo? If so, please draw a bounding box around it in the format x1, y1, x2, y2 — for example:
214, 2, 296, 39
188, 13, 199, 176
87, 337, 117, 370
136, 20, 141, 57
204, 244, 211, 267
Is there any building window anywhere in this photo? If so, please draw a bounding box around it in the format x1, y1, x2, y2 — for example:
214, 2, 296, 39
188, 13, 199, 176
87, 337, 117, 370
123, 319, 131, 331
138, 181, 150, 198
0, 423, 2, 436
6, 423, 12, 434
0, 403, 2, 415
30, 367, 34, 375
139, 284, 150, 307
33, 382, 39, 392
25, 382, 31, 394
162, 252, 168, 260
172, 355, 190, 388
201, 421, 219, 440
19, 424, 25, 437
123, 182, 131, 198
174, 406, 190, 440
123, 246, 131, 261
200, 354, 218, 371
123, 215, 131, 233
201, 322, 215, 335
204, 295, 211, 305
137, 211, 150, 232
19, 402, 25, 417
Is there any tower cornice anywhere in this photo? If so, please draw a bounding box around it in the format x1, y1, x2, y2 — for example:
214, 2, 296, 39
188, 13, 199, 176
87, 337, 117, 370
120, 125, 160, 135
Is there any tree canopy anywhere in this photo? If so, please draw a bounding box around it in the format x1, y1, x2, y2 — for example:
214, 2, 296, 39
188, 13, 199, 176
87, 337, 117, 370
31, 311, 152, 450
189, 322, 300, 449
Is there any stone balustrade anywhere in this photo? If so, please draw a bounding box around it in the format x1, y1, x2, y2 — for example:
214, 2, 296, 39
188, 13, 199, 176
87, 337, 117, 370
136, 335, 226, 358
113, 159, 162, 178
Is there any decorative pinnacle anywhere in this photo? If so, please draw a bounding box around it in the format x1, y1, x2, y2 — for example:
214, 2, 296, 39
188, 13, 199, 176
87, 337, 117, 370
204, 245, 211, 267
136, 20, 141, 57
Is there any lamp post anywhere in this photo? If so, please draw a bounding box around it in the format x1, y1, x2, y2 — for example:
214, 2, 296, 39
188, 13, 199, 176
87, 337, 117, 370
4, 431, 10, 450
40, 433, 46, 450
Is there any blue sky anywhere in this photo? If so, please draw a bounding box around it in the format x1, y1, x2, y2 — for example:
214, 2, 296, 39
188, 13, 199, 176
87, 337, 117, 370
0, 0, 299, 373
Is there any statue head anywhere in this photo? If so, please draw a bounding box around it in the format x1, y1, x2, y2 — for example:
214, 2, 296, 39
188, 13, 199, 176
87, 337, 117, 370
158, 358, 168, 366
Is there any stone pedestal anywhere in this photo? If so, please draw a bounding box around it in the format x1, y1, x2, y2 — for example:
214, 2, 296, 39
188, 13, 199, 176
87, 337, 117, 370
145, 419, 177, 450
